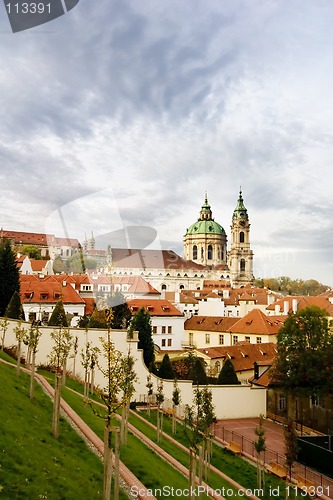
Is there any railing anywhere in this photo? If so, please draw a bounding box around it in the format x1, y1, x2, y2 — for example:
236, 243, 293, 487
213, 424, 333, 498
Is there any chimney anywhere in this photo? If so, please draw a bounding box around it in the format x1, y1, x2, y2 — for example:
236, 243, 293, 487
62, 280, 67, 287
292, 298, 298, 314
283, 301, 289, 314
223, 289, 230, 299
254, 361, 259, 380
275, 304, 280, 315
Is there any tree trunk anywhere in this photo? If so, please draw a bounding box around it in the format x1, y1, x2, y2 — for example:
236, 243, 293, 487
198, 445, 203, 489
103, 423, 113, 500
62, 358, 67, 386
16, 341, 21, 377
120, 405, 126, 445
52, 372, 62, 439
189, 447, 197, 500
90, 367, 95, 395
156, 408, 160, 443
30, 351, 36, 400
114, 428, 120, 500
172, 404, 176, 434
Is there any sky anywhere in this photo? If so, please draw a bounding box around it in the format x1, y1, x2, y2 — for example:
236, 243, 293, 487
0, 0, 333, 286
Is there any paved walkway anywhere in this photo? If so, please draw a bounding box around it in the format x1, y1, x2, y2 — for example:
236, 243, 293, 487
215, 417, 286, 456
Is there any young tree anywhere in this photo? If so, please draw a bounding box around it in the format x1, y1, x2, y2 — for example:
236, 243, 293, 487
94, 332, 135, 500
48, 327, 73, 439
156, 379, 165, 443
172, 379, 181, 434
24, 322, 42, 399
119, 351, 137, 445
48, 299, 68, 327
189, 358, 208, 385
0, 239, 20, 317
81, 339, 93, 398
130, 307, 155, 369
274, 306, 333, 397
5, 291, 25, 320
284, 418, 299, 499
146, 374, 153, 416
254, 414, 266, 491
53, 255, 67, 274
14, 321, 27, 377
217, 359, 240, 385
0, 316, 9, 352
158, 353, 175, 379
184, 387, 215, 498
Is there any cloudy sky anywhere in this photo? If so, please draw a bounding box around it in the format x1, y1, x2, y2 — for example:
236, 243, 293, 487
0, 0, 333, 285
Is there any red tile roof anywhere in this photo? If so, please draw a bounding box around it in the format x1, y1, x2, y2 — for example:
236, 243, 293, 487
266, 295, 333, 316
227, 309, 287, 335
110, 248, 206, 271
185, 316, 238, 332
20, 275, 85, 304
127, 299, 183, 316
197, 342, 277, 373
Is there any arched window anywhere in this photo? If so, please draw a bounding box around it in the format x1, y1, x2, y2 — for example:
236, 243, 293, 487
193, 245, 197, 260
161, 284, 167, 290
240, 231, 245, 243
208, 244, 213, 260
179, 284, 185, 290
240, 259, 246, 272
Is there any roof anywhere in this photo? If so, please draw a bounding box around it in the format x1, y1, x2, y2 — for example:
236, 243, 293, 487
30, 259, 51, 272
266, 295, 333, 316
185, 315, 238, 332
110, 248, 206, 271
227, 309, 287, 335
185, 195, 226, 236
127, 299, 183, 317
20, 275, 85, 304
0, 229, 79, 248
52, 274, 160, 295
197, 342, 277, 373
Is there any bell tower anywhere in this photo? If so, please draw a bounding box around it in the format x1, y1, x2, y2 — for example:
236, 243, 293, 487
228, 190, 254, 286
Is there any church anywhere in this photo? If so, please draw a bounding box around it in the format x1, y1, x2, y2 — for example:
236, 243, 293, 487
100, 190, 254, 291
183, 190, 254, 287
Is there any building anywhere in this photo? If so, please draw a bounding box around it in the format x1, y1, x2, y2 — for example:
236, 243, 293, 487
0, 229, 80, 260
127, 298, 184, 350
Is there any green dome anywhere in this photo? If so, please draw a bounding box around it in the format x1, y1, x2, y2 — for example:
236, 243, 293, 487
186, 219, 226, 236
185, 194, 226, 236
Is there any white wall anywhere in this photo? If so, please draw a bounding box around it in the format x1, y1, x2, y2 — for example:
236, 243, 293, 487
1, 318, 267, 420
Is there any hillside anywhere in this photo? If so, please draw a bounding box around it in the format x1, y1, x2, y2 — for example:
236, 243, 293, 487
0, 358, 106, 499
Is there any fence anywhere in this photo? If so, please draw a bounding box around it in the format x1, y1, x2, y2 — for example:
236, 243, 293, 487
213, 424, 333, 498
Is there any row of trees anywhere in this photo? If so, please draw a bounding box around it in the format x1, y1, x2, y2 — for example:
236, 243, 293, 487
253, 276, 328, 296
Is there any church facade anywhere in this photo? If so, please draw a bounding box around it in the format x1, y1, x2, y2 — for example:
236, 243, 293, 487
183, 191, 254, 287
95, 191, 254, 292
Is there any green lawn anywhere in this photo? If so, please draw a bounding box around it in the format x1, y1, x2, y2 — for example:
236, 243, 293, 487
0, 358, 128, 500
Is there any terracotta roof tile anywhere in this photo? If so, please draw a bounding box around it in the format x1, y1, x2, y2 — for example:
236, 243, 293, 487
127, 299, 183, 316
227, 309, 287, 335
185, 315, 238, 332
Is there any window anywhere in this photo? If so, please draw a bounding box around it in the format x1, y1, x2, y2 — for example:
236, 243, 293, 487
256, 337, 262, 344
168, 326, 172, 334
161, 284, 167, 290
193, 245, 198, 260
215, 361, 221, 374
240, 259, 245, 272
152, 326, 157, 334
245, 336, 250, 343
207, 245, 213, 260
162, 326, 166, 334
161, 339, 166, 347
81, 284, 92, 292
233, 335, 238, 344
205, 333, 210, 344
240, 231, 245, 243
278, 394, 287, 411
98, 285, 110, 292
219, 334, 224, 345
167, 339, 172, 347
310, 394, 320, 407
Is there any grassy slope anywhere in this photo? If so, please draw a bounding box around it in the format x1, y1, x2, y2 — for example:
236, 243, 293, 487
0, 359, 128, 500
